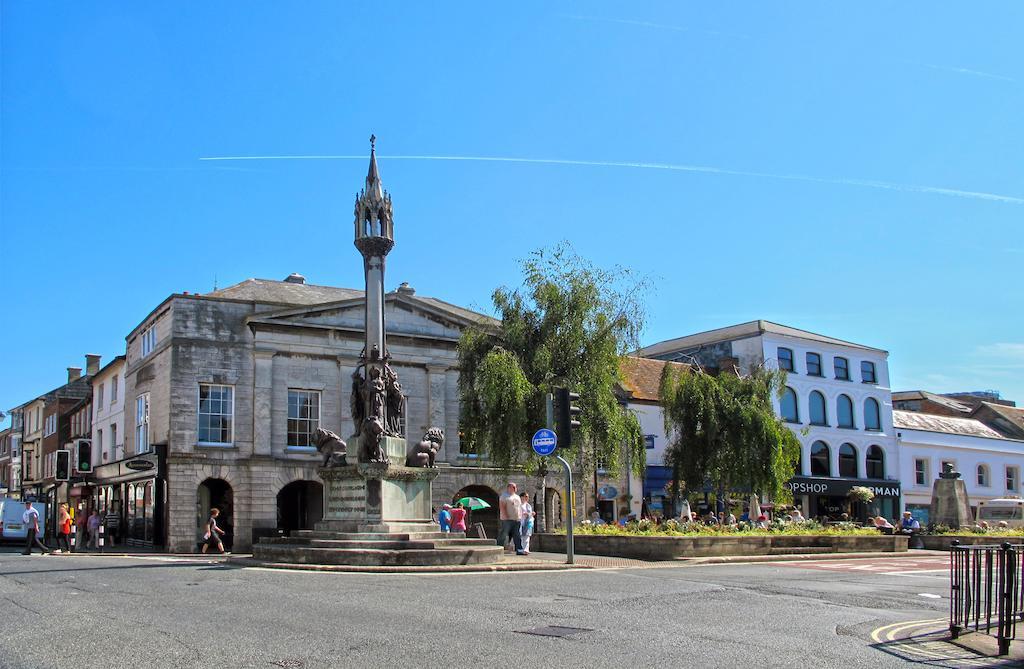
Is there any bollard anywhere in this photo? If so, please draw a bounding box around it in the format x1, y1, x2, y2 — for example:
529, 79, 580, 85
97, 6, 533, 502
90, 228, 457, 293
70, 522, 77, 553
98, 524, 105, 552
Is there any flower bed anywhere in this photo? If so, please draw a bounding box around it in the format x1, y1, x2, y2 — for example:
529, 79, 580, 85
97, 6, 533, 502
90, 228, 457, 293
535, 525, 907, 560
570, 518, 881, 537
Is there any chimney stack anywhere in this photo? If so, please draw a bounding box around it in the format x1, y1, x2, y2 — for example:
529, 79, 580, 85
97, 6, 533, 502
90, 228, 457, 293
67, 367, 82, 383
85, 354, 101, 376
283, 273, 306, 284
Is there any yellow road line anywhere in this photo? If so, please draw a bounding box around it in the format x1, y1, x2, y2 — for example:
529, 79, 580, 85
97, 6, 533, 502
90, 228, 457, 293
869, 617, 945, 643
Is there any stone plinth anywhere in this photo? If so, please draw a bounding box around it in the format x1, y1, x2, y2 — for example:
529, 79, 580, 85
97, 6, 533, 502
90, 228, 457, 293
930, 478, 973, 529
319, 452, 438, 533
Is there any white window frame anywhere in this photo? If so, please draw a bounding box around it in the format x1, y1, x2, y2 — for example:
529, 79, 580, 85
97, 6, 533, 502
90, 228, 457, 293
977, 464, 990, 487
197, 384, 234, 446
111, 376, 118, 404
44, 413, 57, 436
286, 389, 321, 451
914, 459, 928, 486
97, 385, 105, 410
1007, 466, 1020, 493
136, 394, 150, 454
140, 326, 156, 357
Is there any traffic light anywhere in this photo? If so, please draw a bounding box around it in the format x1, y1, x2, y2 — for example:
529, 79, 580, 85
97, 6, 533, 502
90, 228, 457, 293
555, 387, 582, 449
55, 450, 71, 481
75, 439, 93, 473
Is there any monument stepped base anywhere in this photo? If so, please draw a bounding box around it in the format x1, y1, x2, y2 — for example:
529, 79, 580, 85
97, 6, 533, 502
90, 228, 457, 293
250, 529, 503, 567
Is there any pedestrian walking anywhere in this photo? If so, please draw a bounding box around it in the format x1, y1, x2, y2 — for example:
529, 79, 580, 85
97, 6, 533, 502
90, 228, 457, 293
104, 507, 120, 548
22, 501, 50, 555
449, 502, 467, 534
519, 492, 535, 554
438, 504, 452, 534
87, 510, 101, 550
56, 503, 72, 553
202, 508, 226, 554
496, 482, 525, 555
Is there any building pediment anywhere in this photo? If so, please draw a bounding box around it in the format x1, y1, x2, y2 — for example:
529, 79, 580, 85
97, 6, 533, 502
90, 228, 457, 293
246, 293, 493, 342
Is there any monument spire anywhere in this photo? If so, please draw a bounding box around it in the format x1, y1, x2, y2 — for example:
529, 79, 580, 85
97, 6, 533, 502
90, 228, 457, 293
351, 135, 401, 465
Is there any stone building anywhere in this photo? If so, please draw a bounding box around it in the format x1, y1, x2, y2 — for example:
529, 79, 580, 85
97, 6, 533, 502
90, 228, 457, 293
119, 152, 566, 552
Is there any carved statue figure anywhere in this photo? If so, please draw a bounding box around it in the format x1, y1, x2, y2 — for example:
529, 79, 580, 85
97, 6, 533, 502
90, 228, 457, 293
384, 364, 405, 436
350, 367, 366, 437
406, 427, 444, 468
368, 367, 386, 425
359, 415, 387, 463
311, 428, 348, 468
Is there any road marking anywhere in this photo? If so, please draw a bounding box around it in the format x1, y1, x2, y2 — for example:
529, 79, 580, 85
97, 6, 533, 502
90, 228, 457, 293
869, 618, 945, 643
918, 593, 942, 599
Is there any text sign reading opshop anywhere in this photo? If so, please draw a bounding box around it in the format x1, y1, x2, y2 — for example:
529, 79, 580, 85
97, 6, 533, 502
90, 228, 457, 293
531, 428, 557, 456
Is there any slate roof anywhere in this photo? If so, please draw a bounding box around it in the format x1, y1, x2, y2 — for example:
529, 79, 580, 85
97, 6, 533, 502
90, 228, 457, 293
207, 278, 498, 327
206, 278, 362, 306
892, 390, 973, 414
976, 402, 1024, 436
893, 410, 1006, 439
637, 320, 886, 358
619, 356, 690, 402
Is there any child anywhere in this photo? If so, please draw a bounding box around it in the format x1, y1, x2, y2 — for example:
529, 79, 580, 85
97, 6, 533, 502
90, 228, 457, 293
438, 504, 452, 534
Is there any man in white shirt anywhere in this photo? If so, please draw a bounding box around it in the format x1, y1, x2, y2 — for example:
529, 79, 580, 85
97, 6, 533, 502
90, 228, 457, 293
497, 482, 525, 555
22, 501, 50, 555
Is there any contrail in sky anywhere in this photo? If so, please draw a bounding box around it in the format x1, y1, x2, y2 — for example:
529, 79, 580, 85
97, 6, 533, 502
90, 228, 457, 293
919, 62, 1016, 83
198, 154, 1024, 205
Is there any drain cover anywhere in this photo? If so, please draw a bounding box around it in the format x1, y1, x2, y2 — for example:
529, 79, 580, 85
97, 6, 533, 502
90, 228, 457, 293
517, 626, 594, 638
270, 661, 304, 668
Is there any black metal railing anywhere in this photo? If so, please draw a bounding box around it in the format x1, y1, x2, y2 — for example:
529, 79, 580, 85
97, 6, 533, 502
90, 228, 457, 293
949, 541, 1024, 655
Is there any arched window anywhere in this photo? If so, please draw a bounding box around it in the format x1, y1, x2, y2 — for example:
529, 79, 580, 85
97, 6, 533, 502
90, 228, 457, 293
977, 464, 990, 487
837, 394, 855, 428
864, 398, 881, 431
809, 391, 827, 426
810, 441, 831, 476
866, 445, 885, 479
780, 387, 799, 423
839, 443, 858, 478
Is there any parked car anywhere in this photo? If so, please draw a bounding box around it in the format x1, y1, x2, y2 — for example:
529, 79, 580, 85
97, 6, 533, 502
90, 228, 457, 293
0, 498, 49, 543
976, 498, 1024, 528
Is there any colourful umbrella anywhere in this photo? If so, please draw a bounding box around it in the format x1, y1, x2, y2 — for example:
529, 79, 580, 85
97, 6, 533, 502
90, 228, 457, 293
455, 496, 491, 510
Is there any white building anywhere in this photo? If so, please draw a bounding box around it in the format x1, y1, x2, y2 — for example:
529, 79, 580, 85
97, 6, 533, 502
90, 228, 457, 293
637, 320, 900, 521
895, 409, 1024, 523
90, 356, 126, 466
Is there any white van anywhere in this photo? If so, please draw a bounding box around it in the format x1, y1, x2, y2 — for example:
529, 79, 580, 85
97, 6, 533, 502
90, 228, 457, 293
0, 498, 49, 543
976, 498, 1024, 528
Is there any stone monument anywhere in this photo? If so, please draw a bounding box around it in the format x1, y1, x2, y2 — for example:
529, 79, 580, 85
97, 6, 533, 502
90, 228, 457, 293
248, 138, 501, 567
929, 463, 974, 529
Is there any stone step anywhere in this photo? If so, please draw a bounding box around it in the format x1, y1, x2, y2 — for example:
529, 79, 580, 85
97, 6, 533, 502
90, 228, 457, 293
259, 537, 496, 550
767, 546, 835, 555
251, 544, 505, 567
292, 530, 461, 541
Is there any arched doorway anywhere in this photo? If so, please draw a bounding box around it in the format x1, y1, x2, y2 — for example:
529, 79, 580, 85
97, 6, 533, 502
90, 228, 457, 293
545, 487, 563, 531
453, 485, 499, 539
277, 480, 324, 532
197, 478, 234, 551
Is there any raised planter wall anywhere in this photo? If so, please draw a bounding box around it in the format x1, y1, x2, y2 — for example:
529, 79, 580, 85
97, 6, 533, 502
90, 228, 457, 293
534, 533, 908, 560
918, 535, 1024, 551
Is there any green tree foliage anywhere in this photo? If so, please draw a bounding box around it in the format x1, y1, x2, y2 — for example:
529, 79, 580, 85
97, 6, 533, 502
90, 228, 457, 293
458, 244, 648, 475
659, 363, 802, 501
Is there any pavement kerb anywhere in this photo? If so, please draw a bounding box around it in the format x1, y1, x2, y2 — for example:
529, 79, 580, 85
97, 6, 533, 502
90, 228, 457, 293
225, 556, 586, 574
676, 549, 949, 566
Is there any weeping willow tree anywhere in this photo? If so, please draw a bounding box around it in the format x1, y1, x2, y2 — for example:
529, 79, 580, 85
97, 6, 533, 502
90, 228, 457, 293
659, 363, 801, 501
458, 244, 648, 475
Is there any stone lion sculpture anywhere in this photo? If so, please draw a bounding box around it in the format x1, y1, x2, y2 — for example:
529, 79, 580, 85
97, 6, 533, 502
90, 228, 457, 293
358, 416, 388, 464
406, 427, 444, 468
311, 427, 348, 468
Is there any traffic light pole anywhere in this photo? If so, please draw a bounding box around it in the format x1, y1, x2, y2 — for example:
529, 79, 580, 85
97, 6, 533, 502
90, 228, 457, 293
556, 453, 574, 565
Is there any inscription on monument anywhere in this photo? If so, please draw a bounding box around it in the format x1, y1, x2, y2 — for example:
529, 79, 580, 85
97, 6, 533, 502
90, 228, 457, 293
326, 480, 366, 517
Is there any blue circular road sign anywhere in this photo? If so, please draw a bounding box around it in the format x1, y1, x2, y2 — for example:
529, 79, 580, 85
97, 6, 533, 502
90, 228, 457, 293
531, 428, 557, 456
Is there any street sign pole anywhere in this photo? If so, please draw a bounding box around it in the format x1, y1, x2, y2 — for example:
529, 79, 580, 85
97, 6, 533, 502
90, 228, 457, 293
538, 392, 554, 534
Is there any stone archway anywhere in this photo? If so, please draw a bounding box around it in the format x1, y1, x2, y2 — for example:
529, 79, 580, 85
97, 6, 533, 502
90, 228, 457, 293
198, 478, 234, 550
277, 480, 324, 532
453, 484, 500, 539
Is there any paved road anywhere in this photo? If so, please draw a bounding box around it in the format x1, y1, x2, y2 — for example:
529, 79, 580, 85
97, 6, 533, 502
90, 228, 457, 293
0, 547, 1000, 668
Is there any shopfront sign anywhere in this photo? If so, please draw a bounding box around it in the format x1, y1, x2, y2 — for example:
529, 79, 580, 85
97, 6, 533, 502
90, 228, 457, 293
125, 459, 155, 472
598, 485, 618, 500
785, 476, 901, 498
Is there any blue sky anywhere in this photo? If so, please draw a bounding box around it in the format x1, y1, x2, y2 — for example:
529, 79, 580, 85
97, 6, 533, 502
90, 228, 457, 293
2, 2, 1022, 425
